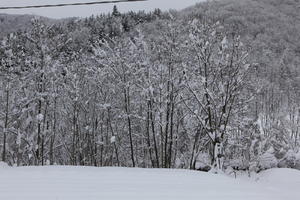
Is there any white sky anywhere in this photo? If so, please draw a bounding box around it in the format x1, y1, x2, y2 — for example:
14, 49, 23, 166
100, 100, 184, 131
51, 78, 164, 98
0, 0, 205, 19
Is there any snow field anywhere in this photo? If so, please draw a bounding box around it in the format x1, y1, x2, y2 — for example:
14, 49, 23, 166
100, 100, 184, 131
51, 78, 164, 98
0, 165, 299, 200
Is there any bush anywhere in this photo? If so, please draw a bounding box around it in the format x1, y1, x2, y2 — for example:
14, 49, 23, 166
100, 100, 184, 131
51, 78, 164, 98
257, 149, 278, 171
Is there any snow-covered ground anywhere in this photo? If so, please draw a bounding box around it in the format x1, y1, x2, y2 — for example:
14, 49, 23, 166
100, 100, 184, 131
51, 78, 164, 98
0, 164, 299, 200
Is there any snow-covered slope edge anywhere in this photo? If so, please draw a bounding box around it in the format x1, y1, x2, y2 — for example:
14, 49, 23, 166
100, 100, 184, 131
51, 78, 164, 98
257, 168, 300, 198
0, 166, 299, 200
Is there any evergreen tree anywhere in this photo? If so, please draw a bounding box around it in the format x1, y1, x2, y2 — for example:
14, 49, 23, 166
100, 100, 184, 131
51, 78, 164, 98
112, 5, 121, 17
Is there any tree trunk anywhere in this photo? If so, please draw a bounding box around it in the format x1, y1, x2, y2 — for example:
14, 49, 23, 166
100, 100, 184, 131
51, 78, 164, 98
2, 88, 9, 162
213, 140, 224, 171
150, 98, 159, 168
124, 88, 135, 167
146, 100, 154, 167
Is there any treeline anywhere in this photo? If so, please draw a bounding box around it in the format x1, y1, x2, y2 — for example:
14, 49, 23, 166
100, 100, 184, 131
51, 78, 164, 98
0, 0, 299, 171
186, 0, 300, 170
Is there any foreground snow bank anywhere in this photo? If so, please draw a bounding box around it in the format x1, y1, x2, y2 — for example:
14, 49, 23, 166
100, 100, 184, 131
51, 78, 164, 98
0, 166, 299, 200
257, 168, 300, 198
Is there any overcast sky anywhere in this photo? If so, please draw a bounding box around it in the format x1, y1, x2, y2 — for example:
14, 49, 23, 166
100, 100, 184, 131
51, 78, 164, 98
0, 0, 206, 19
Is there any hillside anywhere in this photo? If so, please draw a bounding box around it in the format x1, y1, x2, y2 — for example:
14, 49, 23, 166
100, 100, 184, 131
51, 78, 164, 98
0, 13, 59, 38
184, 0, 300, 63
181, 0, 300, 169
0, 14, 34, 37
0, 0, 299, 172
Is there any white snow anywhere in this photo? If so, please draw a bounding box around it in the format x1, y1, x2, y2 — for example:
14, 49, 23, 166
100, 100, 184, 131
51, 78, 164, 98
110, 136, 116, 143
258, 148, 278, 170
36, 113, 44, 122
256, 168, 300, 199
0, 162, 9, 168
0, 166, 299, 200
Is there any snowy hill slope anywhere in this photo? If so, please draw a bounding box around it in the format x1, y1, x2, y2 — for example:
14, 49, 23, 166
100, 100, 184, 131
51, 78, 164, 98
0, 166, 299, 200
256, 168, 300, 198
0, 13, 59, 38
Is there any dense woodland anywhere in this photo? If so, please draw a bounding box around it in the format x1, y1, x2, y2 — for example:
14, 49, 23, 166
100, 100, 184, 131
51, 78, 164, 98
0, 0, 299, 172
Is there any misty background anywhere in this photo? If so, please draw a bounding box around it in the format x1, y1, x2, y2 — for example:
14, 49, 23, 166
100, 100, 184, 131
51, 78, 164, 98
0, 0, 206, 18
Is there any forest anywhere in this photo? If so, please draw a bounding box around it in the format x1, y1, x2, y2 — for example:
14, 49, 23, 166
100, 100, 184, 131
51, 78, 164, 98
0, 0, 299, 172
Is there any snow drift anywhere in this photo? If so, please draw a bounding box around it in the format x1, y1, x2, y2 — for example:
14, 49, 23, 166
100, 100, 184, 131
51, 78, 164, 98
0, 166, 299, 200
